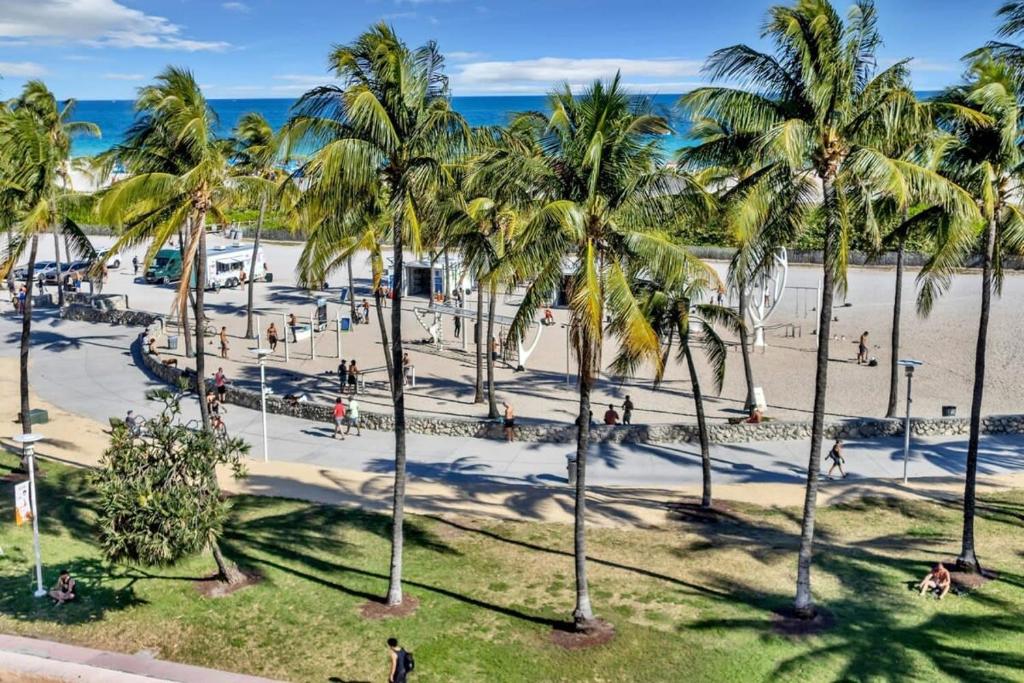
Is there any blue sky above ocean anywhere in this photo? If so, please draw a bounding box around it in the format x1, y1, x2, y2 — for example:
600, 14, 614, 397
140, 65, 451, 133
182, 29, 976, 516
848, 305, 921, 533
0, 0, 1004, 102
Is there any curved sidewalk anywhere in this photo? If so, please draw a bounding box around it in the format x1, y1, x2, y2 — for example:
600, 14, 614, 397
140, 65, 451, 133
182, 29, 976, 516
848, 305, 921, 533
3, 312, 1024, 498
0, 633, 281, 682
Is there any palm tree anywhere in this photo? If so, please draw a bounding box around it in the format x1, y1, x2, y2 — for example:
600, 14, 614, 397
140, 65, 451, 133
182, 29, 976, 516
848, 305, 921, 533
0, 82, 98, 459
96, 68, 263, 437
289, 24, 467, 606
682, 0, 977, 617
613, 269, 740, 508
506, 76, 709, 629
231, 112, 294, 339
920, 56, 1024, 573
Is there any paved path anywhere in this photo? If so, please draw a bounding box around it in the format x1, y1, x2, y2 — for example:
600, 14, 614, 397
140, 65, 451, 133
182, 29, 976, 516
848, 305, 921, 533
3, 311, 1023, 493
0, 633, 282, 682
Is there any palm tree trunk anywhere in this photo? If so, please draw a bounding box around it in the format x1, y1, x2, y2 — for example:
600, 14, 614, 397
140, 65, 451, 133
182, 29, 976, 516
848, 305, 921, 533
52, 230, 64, 307
794, 175, 838, 619
193, 216, 211, 431
210, 539, 243, 584
348, 255, 357, 321
572, 368, 596, 629
683, 338, 712, 508
443, 249, 451, 300
486, 279, 499, 418
474, 284, 484, 403
177, 225, 194, 359
244, 193, 267, 339
374, 288, 395, 395
736, 283, 756, 411
958, 216, 996, 573
19, 235, 40, 471
385, 222, 408, 606
885, 237, 905, 418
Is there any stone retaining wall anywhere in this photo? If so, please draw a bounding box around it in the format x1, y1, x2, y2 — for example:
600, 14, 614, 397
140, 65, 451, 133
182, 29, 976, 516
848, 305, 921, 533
132, 331, 1024, 444
67, 304, 1024, 445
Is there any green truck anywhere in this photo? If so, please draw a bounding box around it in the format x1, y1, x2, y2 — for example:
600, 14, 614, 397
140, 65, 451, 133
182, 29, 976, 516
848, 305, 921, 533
144, 249, 184, 284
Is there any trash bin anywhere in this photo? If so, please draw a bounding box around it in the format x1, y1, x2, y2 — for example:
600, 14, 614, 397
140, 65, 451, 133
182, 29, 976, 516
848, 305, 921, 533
27, 408, 48, 425
942, 405, 956, 417
167, 335, 179, 350
340, 317, 351, 331
566, 453, 578, 487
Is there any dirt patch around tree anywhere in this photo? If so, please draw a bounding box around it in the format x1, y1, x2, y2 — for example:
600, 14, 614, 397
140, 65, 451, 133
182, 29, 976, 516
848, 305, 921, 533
193, 569, 263, 598
550, 619, 616, 650
360, 595, 420, 620
947, 561, 998, 593
667, 497, 742, 524
770, 607, 837, 638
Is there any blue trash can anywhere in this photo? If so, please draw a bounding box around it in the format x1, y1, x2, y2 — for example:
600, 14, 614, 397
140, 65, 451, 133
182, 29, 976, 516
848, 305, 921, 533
340, 317, 351, 331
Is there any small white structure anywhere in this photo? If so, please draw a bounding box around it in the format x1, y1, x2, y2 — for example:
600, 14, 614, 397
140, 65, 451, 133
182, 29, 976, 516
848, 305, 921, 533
748, 247, 789, 348
399, 258, 473, 298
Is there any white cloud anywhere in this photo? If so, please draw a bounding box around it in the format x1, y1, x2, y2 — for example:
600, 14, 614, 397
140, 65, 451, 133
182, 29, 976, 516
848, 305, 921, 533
222, 2, 250, 12
102, 72, 144, 81
0, 61, 47, 77
447, 51, 485, 62
450, 57, 703, 94
382, 11, 417, 20
0, 0, 229, 51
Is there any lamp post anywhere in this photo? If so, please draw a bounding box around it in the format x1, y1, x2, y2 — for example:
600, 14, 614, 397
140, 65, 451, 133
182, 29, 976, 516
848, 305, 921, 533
250, 348, 271, 463
897, 359, 923, 484
561, 323, 571, 386
12, 433, 47, 597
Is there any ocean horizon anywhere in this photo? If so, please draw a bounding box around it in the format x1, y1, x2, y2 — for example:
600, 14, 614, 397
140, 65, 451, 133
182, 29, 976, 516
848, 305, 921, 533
69, 91, 941, 158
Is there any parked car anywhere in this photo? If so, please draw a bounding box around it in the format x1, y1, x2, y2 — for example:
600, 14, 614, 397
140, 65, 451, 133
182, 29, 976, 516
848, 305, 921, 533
97, 249, 122, 269
145, 249, 184, 284
40, 262, 75, 285
14, 261, 54, 281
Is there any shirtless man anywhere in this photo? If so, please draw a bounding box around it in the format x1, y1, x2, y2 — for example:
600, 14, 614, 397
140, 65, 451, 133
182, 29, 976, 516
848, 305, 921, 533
918, 563, 952, 599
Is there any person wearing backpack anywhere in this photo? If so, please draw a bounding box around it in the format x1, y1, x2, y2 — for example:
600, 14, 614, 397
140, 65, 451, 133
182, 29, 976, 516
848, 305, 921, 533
387, 637, 415, 682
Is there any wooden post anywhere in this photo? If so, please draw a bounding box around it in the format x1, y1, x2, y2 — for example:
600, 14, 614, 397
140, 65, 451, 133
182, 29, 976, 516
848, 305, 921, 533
336, 310, 342, 359
310, 312, 315, 360
283, 312, 290, 362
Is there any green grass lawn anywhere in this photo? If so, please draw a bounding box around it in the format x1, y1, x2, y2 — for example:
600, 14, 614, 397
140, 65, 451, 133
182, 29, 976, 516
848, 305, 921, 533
1, 452, 1022, 682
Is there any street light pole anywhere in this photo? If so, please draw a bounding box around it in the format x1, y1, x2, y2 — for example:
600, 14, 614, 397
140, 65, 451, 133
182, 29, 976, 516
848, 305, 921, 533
13, 433, 47, 597
898, 359, 923, 484
251, 348, 271, 463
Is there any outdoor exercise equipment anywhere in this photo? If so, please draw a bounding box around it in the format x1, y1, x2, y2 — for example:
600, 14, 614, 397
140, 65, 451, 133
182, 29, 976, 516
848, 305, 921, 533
413, 302, 544, 371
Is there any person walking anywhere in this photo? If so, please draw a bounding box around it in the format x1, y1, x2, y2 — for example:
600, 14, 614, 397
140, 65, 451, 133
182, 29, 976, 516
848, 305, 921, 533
402, 352, 412, 386
338, 359, 348, 392
386, 637, 413, 683
214, 367, 227, 401
502, 401, 515, 442
132, 255, 139, 276
332, 397, 347, 439
219, 326, 230, 359
361, 298, 370, 324
622, 395, 634, 425
826, 439, 847, 479
345, 397, 362, 436
267, 322, 279, 352
288, 313, 298, 342
857, 331, 869, 364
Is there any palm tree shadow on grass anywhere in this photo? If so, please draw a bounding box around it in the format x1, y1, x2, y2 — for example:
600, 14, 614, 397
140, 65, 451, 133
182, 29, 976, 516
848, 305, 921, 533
215, 500, 572, 628
0, 557, 147, 625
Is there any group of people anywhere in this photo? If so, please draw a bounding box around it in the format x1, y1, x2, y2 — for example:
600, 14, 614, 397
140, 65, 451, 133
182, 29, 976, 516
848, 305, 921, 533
601, 396, 635, 425
338, 359, 361, 394
331, 396, 362, 438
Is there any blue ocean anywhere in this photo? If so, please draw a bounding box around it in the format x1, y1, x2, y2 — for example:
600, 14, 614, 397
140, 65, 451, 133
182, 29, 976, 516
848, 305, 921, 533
68, 94, 693, 158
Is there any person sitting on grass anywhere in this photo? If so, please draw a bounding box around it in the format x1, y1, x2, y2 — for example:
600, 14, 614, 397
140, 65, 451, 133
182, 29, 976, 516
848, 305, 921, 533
918, 563, 952, 600
49, 569, 76, 606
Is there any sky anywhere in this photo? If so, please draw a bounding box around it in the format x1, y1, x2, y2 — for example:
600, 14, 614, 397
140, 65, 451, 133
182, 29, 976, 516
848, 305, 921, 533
0, 0, 1010, 101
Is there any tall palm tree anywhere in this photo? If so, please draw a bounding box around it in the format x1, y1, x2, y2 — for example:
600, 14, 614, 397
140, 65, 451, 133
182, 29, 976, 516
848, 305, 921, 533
682, 0, 977, 617
231, 112, 294, 339
506, 76, 709, 629
0, 82, 98, 459
920, 56, 1024, 573
613, 269, 740, 508
289, 24, 467, 606
96, 68, 263, 436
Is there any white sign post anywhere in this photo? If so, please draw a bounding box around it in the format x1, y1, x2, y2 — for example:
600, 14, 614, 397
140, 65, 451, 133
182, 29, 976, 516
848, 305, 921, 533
13, 433, 47, 597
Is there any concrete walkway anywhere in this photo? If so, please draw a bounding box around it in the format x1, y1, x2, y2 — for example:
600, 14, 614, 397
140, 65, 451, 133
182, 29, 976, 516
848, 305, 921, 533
3, 311, 1023, 496
0, 633, 281, 682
